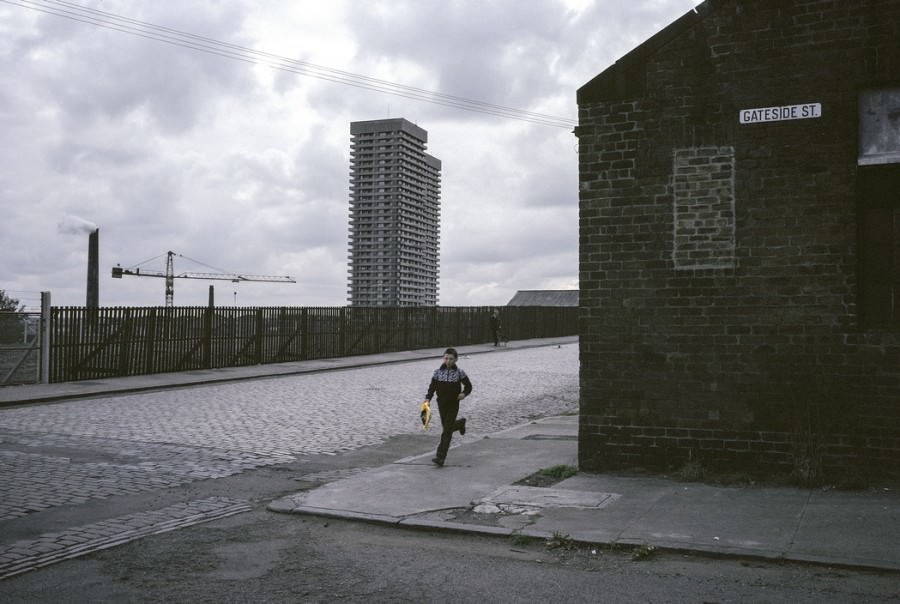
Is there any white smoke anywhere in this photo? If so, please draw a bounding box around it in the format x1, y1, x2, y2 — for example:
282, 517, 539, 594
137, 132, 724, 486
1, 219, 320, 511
58, 214, 98, 234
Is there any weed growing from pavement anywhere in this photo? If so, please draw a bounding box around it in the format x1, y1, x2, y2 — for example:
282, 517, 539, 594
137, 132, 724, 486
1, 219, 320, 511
510, 533, 537, 547
545, 531, 576, 551
631, 544, 657, 561
674, 460, 704, 482
540, 464, 578, 480
515, 464, 578, 488
668, 459, 884, 491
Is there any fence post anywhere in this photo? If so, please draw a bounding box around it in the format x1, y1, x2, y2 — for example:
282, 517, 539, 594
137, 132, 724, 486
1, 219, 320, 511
402, 308, 409, 350
146, 307, 157, 374
40, 291, 51, 384
338, 307, 346, 357
301, 308, 308, 360
118, 308, 133, 376
202, 306, 212, 369
256, 308, 264, 364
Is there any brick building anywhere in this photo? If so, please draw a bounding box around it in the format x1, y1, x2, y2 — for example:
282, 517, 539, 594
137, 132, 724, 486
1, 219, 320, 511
576, 0, 900, 481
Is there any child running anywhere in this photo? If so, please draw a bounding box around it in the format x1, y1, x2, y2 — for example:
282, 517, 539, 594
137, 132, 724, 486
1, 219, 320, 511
423, 347, 473, 467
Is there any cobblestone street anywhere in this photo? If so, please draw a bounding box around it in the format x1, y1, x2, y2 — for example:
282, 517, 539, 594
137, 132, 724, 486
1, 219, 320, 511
0, 343, 578, 579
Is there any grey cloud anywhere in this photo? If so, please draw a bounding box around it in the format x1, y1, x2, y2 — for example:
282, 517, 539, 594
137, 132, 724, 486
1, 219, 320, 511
23, 2, 258, 136
345, 1, 572, 118
292, 126, 349, 199
47, 139, 148, 174
561, 1, 700, 85
446, 205, 576, 266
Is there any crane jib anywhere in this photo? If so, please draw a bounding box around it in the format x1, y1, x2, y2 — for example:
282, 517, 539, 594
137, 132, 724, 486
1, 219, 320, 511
111, 251, 294, 306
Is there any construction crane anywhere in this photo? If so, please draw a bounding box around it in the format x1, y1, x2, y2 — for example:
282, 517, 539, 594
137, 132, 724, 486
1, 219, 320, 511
112, 251, 295, 307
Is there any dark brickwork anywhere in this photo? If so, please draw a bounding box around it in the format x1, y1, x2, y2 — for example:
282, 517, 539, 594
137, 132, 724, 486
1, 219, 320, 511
576, 0, 900, 481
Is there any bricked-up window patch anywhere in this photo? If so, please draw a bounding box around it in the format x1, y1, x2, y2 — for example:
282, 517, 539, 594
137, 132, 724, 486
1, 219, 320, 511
672, 146, 736, 270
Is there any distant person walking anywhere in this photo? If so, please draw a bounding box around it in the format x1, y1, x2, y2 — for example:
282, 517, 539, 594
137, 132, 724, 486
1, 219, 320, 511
423, 348, 473, 467
489, 309, 501, 346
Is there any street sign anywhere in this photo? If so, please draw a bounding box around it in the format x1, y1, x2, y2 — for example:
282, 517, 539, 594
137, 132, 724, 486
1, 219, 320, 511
739, 103, 821, 124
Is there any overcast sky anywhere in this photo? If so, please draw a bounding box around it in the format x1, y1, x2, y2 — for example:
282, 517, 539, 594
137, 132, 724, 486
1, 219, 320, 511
1, 0, 702, 309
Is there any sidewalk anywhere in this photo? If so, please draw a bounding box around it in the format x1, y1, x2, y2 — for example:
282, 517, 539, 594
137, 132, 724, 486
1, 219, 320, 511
3, 335, 898, 573
0, 336, 577, 406
270, 415, 900, 573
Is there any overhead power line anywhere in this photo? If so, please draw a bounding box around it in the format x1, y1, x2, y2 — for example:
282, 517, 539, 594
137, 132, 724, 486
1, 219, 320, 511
4, 0, 578, 128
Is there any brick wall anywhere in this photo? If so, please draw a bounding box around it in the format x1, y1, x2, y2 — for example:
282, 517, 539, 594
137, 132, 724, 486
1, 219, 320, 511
577, 0, 900, 481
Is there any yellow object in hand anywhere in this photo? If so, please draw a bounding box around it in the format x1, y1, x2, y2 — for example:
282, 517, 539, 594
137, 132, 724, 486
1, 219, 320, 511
420, 400, 432, 431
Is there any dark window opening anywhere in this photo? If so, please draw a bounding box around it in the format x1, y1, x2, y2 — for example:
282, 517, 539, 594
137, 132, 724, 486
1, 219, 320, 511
858, 164, 900, 327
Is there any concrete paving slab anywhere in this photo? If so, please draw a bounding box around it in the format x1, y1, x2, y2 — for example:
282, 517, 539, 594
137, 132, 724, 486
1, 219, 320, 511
488, 414, 578, 440
789, 489, 900, 568
519, 506, 625, 543
611, 485, 805, 558
481, 485, 620, 509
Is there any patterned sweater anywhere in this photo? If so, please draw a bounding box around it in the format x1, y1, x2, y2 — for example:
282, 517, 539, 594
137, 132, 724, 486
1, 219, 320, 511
425, 364, 473, 403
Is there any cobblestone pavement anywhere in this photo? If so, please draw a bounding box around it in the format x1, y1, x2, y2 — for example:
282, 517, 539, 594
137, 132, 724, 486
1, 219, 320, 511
0, 431, 294, 521
0, 497, 253, 580
0, 343, 578, 578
